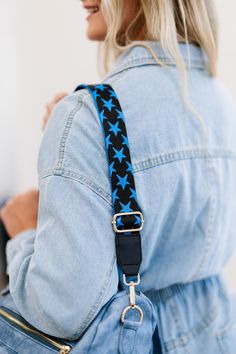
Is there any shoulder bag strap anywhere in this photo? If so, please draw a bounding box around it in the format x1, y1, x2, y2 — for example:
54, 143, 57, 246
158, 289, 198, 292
73, 84, 144, 283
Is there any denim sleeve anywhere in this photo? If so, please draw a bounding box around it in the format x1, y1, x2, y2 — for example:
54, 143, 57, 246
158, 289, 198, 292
6, 229, 36, 276
5, 90, 119, 340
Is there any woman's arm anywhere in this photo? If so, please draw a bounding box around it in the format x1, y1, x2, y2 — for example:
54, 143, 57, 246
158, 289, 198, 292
4, 91, 119, 340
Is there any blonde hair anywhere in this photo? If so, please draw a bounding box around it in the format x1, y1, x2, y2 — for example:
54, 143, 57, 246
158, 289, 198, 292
97, 0, 218, 145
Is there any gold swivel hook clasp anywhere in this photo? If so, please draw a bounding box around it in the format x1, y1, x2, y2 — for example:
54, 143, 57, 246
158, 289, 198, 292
121, 273, 143, 324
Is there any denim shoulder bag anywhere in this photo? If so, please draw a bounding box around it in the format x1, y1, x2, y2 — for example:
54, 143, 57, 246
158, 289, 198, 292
0, 84, 158, 354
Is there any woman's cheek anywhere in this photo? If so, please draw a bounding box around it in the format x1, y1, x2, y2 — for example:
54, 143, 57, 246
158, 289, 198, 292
86, 11, 107, 40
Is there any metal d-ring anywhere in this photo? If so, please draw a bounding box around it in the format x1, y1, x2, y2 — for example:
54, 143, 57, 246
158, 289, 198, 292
121, 304, 143, 324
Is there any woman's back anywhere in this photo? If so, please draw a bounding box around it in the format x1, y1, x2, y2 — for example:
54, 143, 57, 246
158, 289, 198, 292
99, 41, 236, 291
101, 41, 236, 352
4, 41, 236, 350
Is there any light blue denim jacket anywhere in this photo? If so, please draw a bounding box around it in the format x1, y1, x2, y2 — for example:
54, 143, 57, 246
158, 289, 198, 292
5, 41, 236, 351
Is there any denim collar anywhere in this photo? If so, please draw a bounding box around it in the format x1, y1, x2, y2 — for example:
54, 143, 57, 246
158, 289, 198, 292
103, 40, 208, 80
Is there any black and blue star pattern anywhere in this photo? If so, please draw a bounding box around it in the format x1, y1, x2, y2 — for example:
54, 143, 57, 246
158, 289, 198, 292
74, 83, 142, 276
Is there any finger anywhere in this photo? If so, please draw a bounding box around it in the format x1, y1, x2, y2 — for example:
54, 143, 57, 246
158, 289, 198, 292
25, 188, 39, 196
46, 92, 67, 112
0, 205, 10, 220
41, 114, 50, 131
0, 207, 4, 219
42, 112, 51, 130
53, 92, 68, 103
45, 101, 55, 113
4, 199, 14, 207
42, 111, 50, 124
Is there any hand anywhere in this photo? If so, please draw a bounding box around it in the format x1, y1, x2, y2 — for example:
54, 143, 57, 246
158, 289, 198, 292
0, 189, 39, 239
42, 92, 68, 131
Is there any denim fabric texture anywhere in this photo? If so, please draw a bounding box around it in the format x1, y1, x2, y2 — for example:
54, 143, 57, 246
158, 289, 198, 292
1, 40, 236, 353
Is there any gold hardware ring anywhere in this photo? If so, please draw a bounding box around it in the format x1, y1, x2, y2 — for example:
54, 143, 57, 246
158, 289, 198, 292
121, 304, 143, 324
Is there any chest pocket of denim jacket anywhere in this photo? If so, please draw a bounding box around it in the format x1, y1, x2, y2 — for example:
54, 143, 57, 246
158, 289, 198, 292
217, 320, 236, 354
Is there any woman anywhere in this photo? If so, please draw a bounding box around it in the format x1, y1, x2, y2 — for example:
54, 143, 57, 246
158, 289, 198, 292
1, 0, 236, 352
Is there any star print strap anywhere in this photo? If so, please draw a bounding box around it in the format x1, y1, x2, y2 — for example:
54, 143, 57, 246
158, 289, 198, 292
74, 83, 144, 277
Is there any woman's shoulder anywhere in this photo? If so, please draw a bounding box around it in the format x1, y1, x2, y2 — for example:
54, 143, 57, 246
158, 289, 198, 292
105, 63, 236, 152
37, 67, 236, 198
37, 87, 111, 197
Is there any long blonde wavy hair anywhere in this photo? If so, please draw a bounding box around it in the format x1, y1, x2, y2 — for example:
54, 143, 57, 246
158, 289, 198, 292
97, 0, 218, 144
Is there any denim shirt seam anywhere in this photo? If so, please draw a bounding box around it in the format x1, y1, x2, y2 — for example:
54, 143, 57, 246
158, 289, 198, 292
51, 73, 128, 175
40, 169, 112, 206
54, 94, 84, 174
131, 147, 236, 173
168, 298, 189, 354
163, 305, 218, 351
188, 158, 217, 281
104, 57, 207, 80
39, 147, 236, 206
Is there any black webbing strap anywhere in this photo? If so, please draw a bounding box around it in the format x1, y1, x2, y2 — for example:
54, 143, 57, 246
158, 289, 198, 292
74, 84, 143, 277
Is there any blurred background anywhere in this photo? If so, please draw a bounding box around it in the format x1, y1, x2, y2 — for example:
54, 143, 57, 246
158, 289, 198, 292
0, 0, 235, 290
